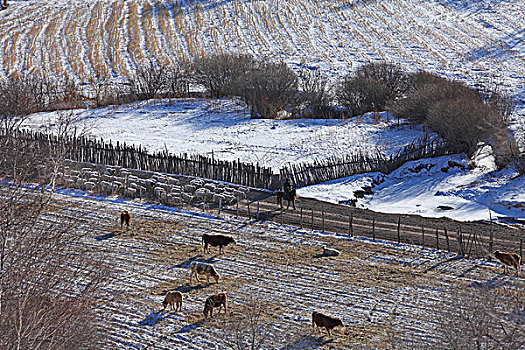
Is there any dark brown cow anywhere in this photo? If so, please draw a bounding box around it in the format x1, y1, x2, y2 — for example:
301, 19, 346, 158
494, 250, 521, 277
163, 291, 183, 312
120, 210, 131, 229
312, 311, 343, 336
203, 293, 227, 317
202, 233, 235, 254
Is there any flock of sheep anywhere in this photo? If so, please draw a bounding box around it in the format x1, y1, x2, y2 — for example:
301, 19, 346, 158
52, 163, 249, 208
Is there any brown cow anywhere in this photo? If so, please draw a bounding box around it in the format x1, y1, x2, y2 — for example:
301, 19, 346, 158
202, 233, 235, 254
494, 250, 521, 277
163, 291, 183, 312
120, 210, 131, 229
312, 311, 343, 336
203, 293, 227, 317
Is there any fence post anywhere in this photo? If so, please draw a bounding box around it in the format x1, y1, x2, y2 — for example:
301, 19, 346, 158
397, 217, 401, 244
489, 211, 493, 254
372, 217, 375, 240
280, 207, 283, 225
520, 238, 523, 261
247, 197, 251, 219
349, 212, 353, 237
456, 230, 464, 256
322, 206, 325, 233
435, 229, 439, 250
444, 228, 450, 252
218, 197, 222, 217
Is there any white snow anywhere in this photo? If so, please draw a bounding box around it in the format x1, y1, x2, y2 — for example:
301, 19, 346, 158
25, 97, 525, 223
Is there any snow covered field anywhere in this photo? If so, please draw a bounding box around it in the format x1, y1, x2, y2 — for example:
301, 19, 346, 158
47, 190, 525, 349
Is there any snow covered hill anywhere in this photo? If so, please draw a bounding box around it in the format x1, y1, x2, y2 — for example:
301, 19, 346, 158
1, 0, 524, 126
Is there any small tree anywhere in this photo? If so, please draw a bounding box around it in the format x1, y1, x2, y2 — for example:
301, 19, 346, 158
433, 284, 525, 350
336, 62, 408, 117
130, 60, 169, 99
191, 53, 257, 98
239, 59, 298, 118
298, 68, 335, 118
427, 95, 505, 157
0, 111, 109, 349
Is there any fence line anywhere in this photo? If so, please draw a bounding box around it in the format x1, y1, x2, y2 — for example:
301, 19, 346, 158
280, 135, 455, 187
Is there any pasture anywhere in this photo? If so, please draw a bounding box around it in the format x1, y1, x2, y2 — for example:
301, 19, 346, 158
47, 190, 524, 349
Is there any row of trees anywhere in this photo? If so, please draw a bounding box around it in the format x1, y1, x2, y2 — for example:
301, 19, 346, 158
0, 54, 522, 169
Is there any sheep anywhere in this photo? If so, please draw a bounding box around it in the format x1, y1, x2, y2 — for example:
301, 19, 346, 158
322, 247, 341, 257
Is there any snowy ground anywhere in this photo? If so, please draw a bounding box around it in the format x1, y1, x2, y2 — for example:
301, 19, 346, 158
26, 98, 525, 223
46, 190, 525, 349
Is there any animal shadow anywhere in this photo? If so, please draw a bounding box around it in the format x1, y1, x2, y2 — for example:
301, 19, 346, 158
94, 232, 116, 241
170, 255, 218, 269
176, 319, 205, 333
138, 312, 164, 327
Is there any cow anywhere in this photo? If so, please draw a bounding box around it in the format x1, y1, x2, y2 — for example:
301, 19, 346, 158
493, 250, 521, 277
202, 233, 235, 254
120, 210, 131, 229
189, 261, 220, 284
312, 311, 343, 336
163, 291, 183, 312
203, 293, 227, 317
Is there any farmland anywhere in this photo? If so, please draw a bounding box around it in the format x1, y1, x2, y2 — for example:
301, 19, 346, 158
45, 189, 524, 349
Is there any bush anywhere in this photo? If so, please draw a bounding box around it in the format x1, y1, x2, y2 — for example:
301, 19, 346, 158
297, 69, 336, 118
426, 95, 506, 157
336, 62, 408, 117
191, 53, 257, 98
238, 59, 298, 118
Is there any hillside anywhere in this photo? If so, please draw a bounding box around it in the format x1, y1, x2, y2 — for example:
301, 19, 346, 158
0, 0, 523, 128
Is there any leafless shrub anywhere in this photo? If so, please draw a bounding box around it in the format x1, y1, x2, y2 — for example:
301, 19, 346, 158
130, 60, 170, 99
427, 95, 505, 157
432, 284, 525, 350
238, 58, 298, 119
297, 68, 337, 118
336, 62, 408, 117
0, 113, 110, 349
191, 53, 257, 98
216, 298, 285, 350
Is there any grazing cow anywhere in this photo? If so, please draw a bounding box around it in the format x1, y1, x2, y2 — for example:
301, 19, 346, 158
189, 261, 220, 284
203, 293, 227, 317
312, 311, 343, 336
494, 250, 521, 277
202, 233, 235, 254
120, 210, 131, 229
163, 291, 183, 312
322, 246, 340, 257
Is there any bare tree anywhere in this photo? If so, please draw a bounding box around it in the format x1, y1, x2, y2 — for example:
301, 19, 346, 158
191, 53, 257, 98
297, 68, 335, 118
0, 111, 109, 349
433, 284, 525, 350
216, 298, 281, 350
130, 60, 169, 99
